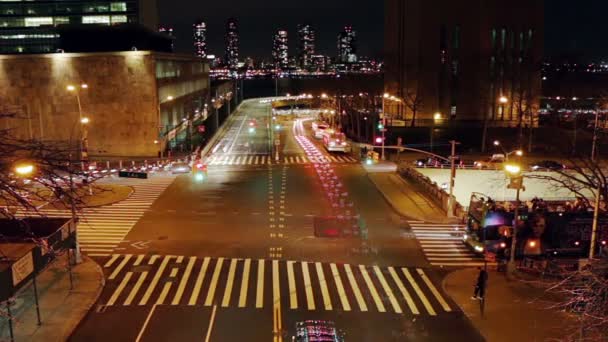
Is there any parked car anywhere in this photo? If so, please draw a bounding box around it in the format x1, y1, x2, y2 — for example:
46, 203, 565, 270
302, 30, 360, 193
530, 160, 565, 171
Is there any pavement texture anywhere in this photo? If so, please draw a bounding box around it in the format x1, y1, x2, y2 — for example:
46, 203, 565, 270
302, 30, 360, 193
443, 268, 579, 342
368, 172, 452, 223
0, 254, 104, 341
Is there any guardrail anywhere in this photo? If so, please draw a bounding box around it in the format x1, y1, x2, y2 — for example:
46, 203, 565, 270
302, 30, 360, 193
397, 165, 466, 218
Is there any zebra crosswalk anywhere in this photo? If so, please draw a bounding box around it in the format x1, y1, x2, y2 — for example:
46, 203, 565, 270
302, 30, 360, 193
409, 221, 493, 267
101, 254, 453, 317
206, 154, 357, 166
19, 175, 176, 257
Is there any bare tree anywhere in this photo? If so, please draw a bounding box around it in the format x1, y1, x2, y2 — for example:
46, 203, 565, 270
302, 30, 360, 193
403, 88, 423, 127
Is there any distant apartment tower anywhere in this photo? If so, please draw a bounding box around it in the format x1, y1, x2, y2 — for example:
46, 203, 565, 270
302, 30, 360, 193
158, 26, 174, 51
193, 20, 207, 58
273, 29, 289, 70
337, 26, 357, 63
225, 18, 239, 70
0, 0, 159, 54
297, 24, 315, 69
384, 0, 544, 127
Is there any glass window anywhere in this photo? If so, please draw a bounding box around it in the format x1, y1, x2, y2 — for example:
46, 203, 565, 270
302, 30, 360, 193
54, 17, 70, 26
82, 15, 111, 24
490, 29, 497, 49
0, 5, 22, 15
111, 15, 127, 24
0, 18, 24, 27
84, 4, 109, 13
25, 17, 53, 27
501, 28, 506, 49
453, 25, 460, 49
111, 2, 127, 12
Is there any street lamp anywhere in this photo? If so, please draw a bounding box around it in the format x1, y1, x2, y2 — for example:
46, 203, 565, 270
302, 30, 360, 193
14, 163, 34, 176
67, 84, 89, 170
505, 163, 523, 275
430, 112, 442, 152
80, 117, 90, 125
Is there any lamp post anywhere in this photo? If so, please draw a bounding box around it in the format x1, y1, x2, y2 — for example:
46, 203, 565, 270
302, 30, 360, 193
67, 84, 89, 170
431, 112, 442, 152
381, 93, 389, 160
493, 140, 523, 162
157, 95, 174, 159
505, 163, 523, 275
589, 105, 602, 260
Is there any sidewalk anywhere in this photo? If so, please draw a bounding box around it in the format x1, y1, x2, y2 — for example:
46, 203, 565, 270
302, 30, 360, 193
369, 172, 455, 223
443, 268, 579, 342
0, 254, 104, 341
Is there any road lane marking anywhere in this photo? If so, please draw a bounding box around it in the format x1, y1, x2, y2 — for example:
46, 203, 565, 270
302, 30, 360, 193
301, 262, 315, 310
104, 254, 120, 268
107, 272, 132, 306
133, 254, 145, 266
221, 259, 238, 307
373, 266, 402, 314
139, 255, 171, 305
287, 261, 297, 309
417, 269, 451, 312
205, 258, 224, 306
402, 268, 435, 315
135, 303, 158, 342
235, 156, 242, 164
238, 259, 251, 307
205, 305, 218, 342
359, 265, 385, 312
316, 263, 333, 310
255, 156, 259, 164
388, 267, 419, 314
330, 263, 351, 311
344, 264, 367, 311
256, 259, 265, 308
124, 272, 147, 305
189, 257, 210, 305
148, 255, 159, 265
172, 256, 196, 305
272, 260, 282, 342
176, 256, 184, 263
156, 281, 173, 305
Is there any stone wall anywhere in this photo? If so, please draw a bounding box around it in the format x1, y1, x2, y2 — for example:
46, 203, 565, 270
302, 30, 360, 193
0, 51, 161, 157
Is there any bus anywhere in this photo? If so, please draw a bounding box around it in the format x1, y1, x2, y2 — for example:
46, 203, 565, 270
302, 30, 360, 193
464, 193, 608, 259
321, 130, 351, 153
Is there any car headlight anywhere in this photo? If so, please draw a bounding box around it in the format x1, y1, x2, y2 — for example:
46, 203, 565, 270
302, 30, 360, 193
330, 142, 335, 147
341, 142, 347, 146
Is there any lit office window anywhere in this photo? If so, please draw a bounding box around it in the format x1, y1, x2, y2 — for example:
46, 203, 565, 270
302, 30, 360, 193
25, 17, 53, 27
111, 2, 127, 12
82, 15, 111, 24
54, 17, 70, 26
111, 15, 127, 24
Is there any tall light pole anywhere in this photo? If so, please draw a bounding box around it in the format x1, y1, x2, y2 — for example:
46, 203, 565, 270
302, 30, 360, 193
381, 93, 389, 160
589, 104, 602, 260
67, 84, 89, 170
505, 163, 523, 275
157, 95, 174, 159
431, 112, 442, 152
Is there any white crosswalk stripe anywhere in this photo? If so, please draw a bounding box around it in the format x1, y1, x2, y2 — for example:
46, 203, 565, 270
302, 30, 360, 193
17, 176, 176, 258
409, 221, 494, 267
101, 254, 454, 316
205, 154, 358, 167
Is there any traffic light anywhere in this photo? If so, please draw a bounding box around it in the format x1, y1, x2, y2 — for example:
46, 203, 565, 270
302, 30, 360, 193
375, 137, 384, 144
377, 122, 384, 130
193, 162, 207, 182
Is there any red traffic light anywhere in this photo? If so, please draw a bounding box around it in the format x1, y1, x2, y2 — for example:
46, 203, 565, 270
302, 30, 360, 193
375, 137, 383, 144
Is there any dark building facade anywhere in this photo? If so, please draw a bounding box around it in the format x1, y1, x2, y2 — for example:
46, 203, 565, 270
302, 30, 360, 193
0, 0, 158, 54
273, 29, 289, 70
384, 0, 544, 127
193, 20, 207, 58
225, 18, 239, 71
297, 24, 315, 69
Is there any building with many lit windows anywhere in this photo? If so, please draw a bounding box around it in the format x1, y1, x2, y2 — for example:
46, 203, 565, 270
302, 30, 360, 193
384, 0, 543, 129
225, 17, 239, 71
193, 20, 207, 58
0, 0, 158, 54
272, 29, 288, 70
337, 26, 357, 63
297, 24, 315, 69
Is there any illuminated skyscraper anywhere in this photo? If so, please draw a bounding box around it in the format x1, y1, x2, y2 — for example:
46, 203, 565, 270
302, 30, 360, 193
0, 0, 158, 54
337, 26, 357, 63
297, 24, 315, 69
225, 18, 239, 70
273, 29, 289, 70
193, 20, 207, 58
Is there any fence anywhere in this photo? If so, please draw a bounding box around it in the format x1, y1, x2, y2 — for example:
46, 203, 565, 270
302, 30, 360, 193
397, 164, 466, 218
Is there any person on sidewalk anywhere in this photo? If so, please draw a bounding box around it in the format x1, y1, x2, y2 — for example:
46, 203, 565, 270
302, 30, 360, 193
472, 267, 488, 300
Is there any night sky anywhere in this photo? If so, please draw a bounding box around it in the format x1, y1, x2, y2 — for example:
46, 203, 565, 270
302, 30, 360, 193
158, 0, 608, 61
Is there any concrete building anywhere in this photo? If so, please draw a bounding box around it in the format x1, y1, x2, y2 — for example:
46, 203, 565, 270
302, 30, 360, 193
158, 26, 175, 51
225, 18, 239, 71
297, 24, 315, 69
0, 51, 210, 157
0, 0, 158, 54
337, 26, 357, 63
273, 29, 289, 70
193, 20, 207, 59
384, 0, 544, 127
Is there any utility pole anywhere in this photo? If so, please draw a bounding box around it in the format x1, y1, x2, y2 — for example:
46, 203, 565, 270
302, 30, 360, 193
589, 106, 601, 260
507, 175, 522, 275
381, 96, 386, 160
447, 140, 457, 217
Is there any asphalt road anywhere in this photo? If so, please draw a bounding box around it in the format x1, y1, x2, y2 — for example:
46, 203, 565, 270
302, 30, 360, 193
71, 99, 484, 342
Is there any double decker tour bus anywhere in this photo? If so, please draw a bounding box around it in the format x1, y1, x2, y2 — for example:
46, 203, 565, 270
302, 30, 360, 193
464, 193, 608, 259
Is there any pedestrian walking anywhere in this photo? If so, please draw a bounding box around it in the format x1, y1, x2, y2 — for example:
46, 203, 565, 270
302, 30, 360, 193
472, 267, 488, 300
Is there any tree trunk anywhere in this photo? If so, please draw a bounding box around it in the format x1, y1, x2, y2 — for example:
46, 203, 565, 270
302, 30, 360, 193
411, 110, 417, 127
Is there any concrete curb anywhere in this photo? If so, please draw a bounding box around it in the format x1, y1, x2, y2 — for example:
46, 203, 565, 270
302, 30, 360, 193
199, 101, 246, 160
367, 173, 430, 223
